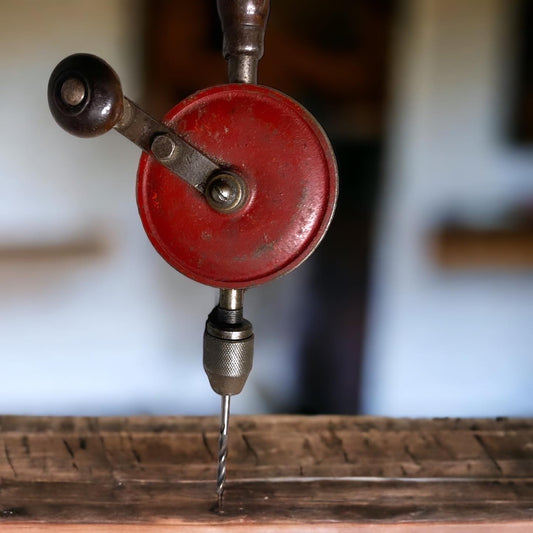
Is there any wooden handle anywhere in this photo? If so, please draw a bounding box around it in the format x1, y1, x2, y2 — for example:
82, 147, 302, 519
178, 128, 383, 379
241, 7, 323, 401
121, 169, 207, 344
217, 0, 270, 83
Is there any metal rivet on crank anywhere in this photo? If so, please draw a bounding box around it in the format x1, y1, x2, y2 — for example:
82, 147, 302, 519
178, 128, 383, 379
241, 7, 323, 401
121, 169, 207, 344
60, 78, 86, 106
151, 134, 178, 161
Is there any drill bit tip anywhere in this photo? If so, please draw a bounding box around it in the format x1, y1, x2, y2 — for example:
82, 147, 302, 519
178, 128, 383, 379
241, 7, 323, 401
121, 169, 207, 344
217, 394, 231, 509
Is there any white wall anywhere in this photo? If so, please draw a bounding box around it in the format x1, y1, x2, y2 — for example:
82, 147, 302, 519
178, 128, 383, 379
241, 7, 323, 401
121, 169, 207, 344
0, 0, 303, 416
364, 0, 533, 416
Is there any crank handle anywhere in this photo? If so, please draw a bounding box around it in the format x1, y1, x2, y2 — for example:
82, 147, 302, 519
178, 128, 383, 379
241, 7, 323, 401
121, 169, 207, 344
47, 54, 223, 196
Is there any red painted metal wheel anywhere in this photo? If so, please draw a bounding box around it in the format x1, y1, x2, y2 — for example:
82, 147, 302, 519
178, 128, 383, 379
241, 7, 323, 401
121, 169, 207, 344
137, 84, 338, 288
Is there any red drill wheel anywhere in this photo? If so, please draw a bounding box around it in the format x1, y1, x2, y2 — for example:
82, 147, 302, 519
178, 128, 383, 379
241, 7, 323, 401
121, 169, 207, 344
137, 84, 338, 288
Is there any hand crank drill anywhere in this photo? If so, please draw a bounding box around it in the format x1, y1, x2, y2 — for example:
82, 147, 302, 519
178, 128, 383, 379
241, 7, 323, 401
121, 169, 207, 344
47, 0, 337, 508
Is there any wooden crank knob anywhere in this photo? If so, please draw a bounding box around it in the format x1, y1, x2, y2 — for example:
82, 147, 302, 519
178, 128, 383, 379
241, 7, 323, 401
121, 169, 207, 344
48, 53, 124, 138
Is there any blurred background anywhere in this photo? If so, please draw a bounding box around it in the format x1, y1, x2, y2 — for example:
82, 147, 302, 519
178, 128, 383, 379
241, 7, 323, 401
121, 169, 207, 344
0, 0, 532, 417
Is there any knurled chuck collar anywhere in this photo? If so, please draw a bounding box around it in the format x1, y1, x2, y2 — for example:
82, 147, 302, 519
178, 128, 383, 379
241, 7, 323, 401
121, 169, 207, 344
203, 306, 254, 396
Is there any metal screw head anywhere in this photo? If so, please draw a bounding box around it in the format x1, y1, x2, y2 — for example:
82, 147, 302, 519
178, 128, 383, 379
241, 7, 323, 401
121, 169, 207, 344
60, 78, 86, 106
211, 180, 234, 203
151, 134, 177, 161
205, 172, 247, 213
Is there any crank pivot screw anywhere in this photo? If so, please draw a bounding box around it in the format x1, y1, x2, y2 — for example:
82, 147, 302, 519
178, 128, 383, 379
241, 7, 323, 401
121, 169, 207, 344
205, 172, 247, 213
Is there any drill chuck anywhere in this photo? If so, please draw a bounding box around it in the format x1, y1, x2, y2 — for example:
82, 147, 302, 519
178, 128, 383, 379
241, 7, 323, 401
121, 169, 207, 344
203, 306, 254, 396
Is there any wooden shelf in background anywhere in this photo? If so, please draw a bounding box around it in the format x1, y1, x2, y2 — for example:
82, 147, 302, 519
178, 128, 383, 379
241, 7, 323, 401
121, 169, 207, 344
0, 237, 108, 262
0, 415, 532, 531
432, 227, 533, 268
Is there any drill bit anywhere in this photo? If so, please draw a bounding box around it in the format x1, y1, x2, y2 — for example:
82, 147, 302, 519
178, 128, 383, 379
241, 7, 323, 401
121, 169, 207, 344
217, 394, 231, 508
204, 288, 253, 505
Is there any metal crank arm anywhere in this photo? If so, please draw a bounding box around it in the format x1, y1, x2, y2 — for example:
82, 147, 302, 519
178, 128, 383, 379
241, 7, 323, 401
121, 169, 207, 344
48, 54, 220, 194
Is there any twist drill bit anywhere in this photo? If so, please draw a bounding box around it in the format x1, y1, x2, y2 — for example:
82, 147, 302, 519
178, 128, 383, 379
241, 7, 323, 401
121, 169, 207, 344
217, 394, 231, 507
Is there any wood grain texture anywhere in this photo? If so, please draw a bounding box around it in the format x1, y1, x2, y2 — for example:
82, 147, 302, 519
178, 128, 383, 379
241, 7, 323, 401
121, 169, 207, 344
0, 416, 532, 531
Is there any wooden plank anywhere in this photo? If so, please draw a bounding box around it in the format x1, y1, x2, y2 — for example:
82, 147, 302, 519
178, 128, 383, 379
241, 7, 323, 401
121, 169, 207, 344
431, 227, 533, 269
0, 416, 532, 531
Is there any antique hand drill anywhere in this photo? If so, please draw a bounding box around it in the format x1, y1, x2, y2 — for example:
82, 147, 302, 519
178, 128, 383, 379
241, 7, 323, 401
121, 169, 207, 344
47, 0, 337, 506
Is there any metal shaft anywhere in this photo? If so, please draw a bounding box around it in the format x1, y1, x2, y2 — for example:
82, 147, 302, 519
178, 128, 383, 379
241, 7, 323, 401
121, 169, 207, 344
212, 0, 270, 508
217, 394, 231, 507
219, 287, 244, 312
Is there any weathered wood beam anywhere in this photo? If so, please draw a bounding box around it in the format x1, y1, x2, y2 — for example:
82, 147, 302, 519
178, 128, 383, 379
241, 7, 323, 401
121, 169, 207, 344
0, 416, 531, 531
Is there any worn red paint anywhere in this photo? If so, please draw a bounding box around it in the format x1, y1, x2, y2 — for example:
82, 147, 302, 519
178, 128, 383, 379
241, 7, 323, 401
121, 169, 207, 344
137, 84, 337, 288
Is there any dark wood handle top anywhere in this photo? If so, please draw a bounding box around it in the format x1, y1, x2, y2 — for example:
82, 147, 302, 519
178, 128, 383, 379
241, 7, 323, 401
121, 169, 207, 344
216, 0, 270, 62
